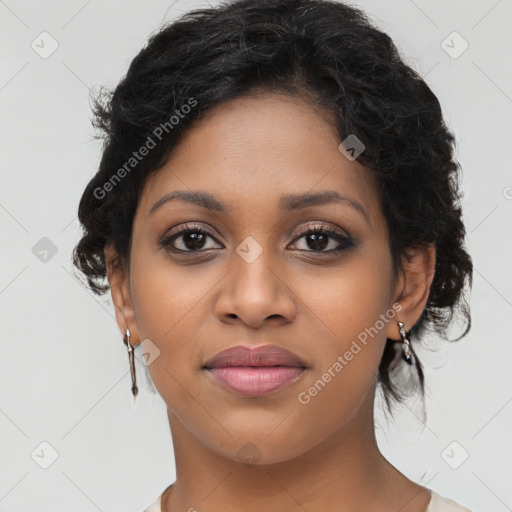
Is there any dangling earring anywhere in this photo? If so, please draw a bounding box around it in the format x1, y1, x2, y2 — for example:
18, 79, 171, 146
397, 321, 414, 365
123, 328, 138, 398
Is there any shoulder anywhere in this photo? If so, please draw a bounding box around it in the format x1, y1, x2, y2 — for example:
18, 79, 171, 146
141, 492, 163, 512
427, 490, 473, 512
141, 483, 174, 512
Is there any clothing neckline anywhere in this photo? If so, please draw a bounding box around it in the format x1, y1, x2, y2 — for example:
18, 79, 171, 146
153, 485, 434, 512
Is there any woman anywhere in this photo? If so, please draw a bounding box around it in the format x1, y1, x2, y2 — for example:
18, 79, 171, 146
72, 0, 474, 510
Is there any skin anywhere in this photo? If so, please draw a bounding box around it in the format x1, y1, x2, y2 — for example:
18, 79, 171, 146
105, 92, 436, 512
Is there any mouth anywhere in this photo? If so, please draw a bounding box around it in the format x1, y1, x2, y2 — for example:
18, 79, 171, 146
203, 344, 308, 397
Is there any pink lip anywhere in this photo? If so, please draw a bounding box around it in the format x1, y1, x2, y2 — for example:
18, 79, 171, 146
203, 345, 308, 396
206, 367, 305, 396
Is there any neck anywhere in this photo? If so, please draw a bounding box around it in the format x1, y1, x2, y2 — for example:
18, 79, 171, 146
163, 387, 429, 511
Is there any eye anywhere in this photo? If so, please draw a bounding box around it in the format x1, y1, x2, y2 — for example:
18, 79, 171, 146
158, 223, 223, 252
288, 223, 355, 252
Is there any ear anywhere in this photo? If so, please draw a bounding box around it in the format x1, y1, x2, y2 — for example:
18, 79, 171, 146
385, 243, 436, 340
104, 245, 141, 347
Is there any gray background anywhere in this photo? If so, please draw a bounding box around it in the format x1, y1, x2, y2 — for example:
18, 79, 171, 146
1, 1, 511, 511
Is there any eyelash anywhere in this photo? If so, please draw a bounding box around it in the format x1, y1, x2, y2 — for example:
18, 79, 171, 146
158, 222, 355, 255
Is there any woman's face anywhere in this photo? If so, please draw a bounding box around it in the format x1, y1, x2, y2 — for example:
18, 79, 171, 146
121, 93, 404, 463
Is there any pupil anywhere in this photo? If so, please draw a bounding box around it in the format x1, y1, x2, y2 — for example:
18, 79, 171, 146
308, 233, 328, 250
184, 232, 205, 250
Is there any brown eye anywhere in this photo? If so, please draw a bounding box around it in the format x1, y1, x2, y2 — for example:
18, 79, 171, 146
289, 224, 355, 252
159, 224, 223, 252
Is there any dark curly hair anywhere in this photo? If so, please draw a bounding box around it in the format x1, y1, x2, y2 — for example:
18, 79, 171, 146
72, 0, 473, 413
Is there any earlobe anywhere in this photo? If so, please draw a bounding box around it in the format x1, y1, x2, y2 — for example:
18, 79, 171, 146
386, 243, 436, 340
104, 245, 140, 346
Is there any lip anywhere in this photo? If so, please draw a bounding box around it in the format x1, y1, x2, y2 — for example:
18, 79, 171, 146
203, 345, 308, 397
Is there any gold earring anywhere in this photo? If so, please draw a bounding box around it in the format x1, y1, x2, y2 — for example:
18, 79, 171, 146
123, 328, 139, 399
397, 321, 414, 365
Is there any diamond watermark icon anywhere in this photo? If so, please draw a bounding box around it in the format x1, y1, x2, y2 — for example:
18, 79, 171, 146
441, 441, 469, 469
31, 441, 59, 469
135, 339, 161, 366
32, 237, 58, 263
236, 442, 262, 467
338, 134, 365, 161
31, 31, 59, 59
236, 236, 263, 263
441, 31, 469, 59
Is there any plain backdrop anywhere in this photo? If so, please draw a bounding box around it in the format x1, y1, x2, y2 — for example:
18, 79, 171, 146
1, 1, 511, 511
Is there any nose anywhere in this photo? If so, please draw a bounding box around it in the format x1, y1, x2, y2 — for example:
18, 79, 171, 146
214, 250, 297, 329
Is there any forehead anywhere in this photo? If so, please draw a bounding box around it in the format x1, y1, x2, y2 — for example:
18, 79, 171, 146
138, 93, 381, 225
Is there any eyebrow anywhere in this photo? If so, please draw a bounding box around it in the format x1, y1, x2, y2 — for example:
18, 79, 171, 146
147, 189, 369, 225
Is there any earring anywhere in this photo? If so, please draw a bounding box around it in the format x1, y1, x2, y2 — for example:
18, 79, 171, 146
397, 321, 414, 365
123, 328, 139, 398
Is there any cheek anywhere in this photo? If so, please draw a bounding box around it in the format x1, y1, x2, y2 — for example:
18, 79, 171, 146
129, 250, 216, 390
287, 299, 389, 446
295, 250, 394, 346
130, 242, 218, 336
291, 251, 394, 401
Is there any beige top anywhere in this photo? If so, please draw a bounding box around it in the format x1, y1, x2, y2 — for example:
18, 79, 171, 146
143, 486, 473, 512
